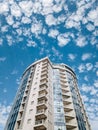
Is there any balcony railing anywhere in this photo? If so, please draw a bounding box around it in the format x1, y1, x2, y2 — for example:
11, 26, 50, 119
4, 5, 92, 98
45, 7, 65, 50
34, 119, 47, 130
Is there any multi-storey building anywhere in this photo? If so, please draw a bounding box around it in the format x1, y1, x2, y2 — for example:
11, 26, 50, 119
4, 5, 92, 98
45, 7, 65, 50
5, 57, 91, 130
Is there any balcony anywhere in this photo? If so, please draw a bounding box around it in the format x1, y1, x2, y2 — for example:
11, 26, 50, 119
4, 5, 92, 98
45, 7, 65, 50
66, 122, 77, 129
60, 79, 67, 84
41, 67, 48, 73
62, 85, 69, 90
40, 75, 48, 81
40, 80, 48, 86
62, 92, 71, 98
41, 71, 48, 76
34, 119, 47, 130
37, 100, 47, 109
61, 82, 68, 87
65, 112, 75, 120
64, 105, 73, 112
38, 92, 47, 101
63, 97, 72, 104
35, 109, 47, 120
39, 87, 48, 94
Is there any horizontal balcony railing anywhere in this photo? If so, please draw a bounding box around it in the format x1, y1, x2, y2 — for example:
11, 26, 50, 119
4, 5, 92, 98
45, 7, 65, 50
36, 110, 47, 119
35, 119, 46, 125
62, 92, 71, 97
37, 100, 47, 109
66, 122, 77, 128
34, 119, 47, 130
40, 80, 48, 86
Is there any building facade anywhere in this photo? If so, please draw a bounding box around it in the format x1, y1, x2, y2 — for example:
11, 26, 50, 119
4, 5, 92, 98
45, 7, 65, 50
5, 57, 91, 130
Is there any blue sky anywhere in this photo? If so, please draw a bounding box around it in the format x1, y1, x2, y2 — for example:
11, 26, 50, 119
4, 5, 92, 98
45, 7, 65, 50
0, 0, 98, 130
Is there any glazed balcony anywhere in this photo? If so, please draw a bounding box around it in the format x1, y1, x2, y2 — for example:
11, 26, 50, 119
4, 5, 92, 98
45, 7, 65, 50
37, 100, 47, 109
40, 79, 48, 86
64, 104, 73, 112
35, 109, 47, 120
66, 122, 77, 129
65, 112, 75, 120
62, 87, 69, 92
34, 119, 47, 130
40, 75, 48, 81
39, 87, 48, 94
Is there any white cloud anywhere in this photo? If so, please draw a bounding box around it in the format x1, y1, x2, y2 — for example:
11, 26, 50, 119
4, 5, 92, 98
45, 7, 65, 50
19, 1, 33, 17
11, 3, 22, 17
88, 8, 98, 26
65, 19, 80, 29
0, 57, 6, 62
76, 36, 88, 47
0, 2, 9, 14
86, 63, 93, 71
0, 104, 11, 128
3, 88, 7, 93
6, 15, 14, 25
68, 54, 76, 61
84, 75, 88, 81
6, 35, 13, 46
27, 41, 37, 47
82, 95, 89, 102
1, 25, 8, 32
0, 39, 3, 45
90, 120, 98, 130
82, 53, 92, 61
96, 70, 98, 76
42, 0, 53, 6
78, 64, 85, 73
11, 70, 18, 75
57, 34, 70, 47
48, 29, 59, 38
31, 20, 42, 36
94, 80, 98, 88
90, 88, 98, 95
45, 14, 57, 26
86, 23, 95, 31
21, 17, 31, 24
81, 84, 92, 93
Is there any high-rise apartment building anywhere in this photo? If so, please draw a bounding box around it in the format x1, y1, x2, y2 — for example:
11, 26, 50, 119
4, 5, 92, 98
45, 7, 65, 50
5, 57, 91, 130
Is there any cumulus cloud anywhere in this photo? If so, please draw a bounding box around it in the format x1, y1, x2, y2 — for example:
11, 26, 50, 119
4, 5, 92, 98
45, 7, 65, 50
78, 64, 85, 73
76, 35, 88, 47
0, 39, 3, 45
19, 1, 33, 17
0, 2, 9, 14
31, 18, 43, 36
86, 63, 93, 71
0, 57, 6, 62
45, 14, 57, 26
11, 70, 18, 75
87, 8, 98, 26
86, 23, 95, 31
68, 54, 76, 61
81, 84, 92, 93
27, 41, 37, 47
6, 15, 14, 25
82, 53, 92, 61
48, 29, 59, 38
0, 104, 11, 128
11, 3, 22, 17
94, 80, 98, 88
57, 34, 70, 47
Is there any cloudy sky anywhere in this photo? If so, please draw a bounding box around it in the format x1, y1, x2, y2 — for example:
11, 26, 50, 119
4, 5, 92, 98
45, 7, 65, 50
0, 0, 98, 130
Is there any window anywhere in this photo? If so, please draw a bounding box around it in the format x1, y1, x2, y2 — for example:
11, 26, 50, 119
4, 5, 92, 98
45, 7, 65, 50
27, 119, 31, 124
33, 87, 36, 90
31, 101, 34, 105
29, 109, 33, 114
